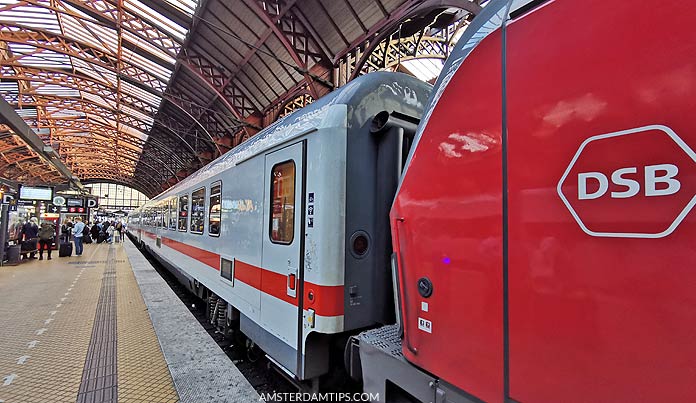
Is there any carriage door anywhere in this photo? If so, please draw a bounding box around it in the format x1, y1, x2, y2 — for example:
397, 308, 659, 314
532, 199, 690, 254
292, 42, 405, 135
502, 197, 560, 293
261, 141, 304, 375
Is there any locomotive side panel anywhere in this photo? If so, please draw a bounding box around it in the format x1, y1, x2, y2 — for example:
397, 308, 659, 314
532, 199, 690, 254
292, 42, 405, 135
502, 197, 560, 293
390, 17, 506, 403
507, 1, 696, 402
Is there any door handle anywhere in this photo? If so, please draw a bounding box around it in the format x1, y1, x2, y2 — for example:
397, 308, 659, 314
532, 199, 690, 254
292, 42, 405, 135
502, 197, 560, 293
287, 268, 297, 298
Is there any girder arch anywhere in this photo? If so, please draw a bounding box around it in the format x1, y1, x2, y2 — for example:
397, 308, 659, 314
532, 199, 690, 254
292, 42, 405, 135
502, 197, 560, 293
0, 0, 482, 196
0, 23, 169, 92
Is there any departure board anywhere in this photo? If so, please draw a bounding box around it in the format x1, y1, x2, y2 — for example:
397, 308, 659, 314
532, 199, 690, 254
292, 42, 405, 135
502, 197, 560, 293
18, 186, 53, 201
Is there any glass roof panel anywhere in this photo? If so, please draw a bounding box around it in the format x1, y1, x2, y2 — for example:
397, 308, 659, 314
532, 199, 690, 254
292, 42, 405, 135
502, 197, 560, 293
82, 92, 117, 110
166, 0, 198, 16
0, 0, 197, 185
118, 124, 149, 141
122, 31, 176, 64
15, 108, 37, 118
0, 2, 61, 33
45, 106, 85, 118
7, 44, 71, 68
0, 81, 19, 94
120, 80, 161, 106
120, 47, 173, 81
124, 0, 187, 41
34, 83, 80, 97
120, 104, 153, 126
60, 14, 118, 54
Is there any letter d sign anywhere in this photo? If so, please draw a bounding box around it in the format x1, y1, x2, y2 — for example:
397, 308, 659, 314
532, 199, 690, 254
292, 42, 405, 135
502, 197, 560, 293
87, 199, 98, 208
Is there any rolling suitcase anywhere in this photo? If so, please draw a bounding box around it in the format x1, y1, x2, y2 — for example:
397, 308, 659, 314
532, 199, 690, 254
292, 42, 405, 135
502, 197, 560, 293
97, 233, 106, 244
59, 242, 73, 257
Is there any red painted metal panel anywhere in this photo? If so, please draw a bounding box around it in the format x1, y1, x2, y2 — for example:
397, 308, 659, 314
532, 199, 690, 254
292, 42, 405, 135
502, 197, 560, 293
508, 1, 696, 402
303, 283, 344, 318
391, 32, 504, 403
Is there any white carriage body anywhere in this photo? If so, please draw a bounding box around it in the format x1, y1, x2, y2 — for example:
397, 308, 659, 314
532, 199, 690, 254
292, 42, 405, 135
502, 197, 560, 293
129, 72, 430, 379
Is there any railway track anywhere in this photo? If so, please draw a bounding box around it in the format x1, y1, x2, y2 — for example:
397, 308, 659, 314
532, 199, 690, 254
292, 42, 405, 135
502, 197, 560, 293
137, 244, 296, 396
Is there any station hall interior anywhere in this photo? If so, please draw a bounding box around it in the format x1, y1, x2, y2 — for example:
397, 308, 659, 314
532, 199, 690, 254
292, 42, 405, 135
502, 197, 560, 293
1, 1, 695, 403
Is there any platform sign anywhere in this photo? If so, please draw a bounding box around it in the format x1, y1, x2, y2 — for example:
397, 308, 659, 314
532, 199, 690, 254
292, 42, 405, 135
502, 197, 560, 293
67, 198, 84, 207
2, 193, 15, 205
86, 198, 98, 208
52, 196, 66, 206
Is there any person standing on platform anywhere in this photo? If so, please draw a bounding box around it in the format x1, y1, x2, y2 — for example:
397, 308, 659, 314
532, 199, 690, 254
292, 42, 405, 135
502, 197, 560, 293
61, 218, 73, 242
21, 217, 39, 260
83, 222, 93, 244
38, 221, 56, 260
90, 222, 100, 242
72, 217, 86, 256
114, 221, 122, 243
106, 224, 115, 244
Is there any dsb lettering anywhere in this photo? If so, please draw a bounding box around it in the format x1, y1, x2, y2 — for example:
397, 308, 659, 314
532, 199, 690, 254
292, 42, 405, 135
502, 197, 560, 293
578, 163, 680, 200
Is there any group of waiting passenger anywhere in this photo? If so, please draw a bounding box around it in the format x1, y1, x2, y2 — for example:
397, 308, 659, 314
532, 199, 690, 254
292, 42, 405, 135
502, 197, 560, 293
11, 217, 126, 260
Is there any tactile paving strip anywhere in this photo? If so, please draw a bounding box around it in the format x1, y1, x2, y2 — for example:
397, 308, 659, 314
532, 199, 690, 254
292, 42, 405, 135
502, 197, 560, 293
115, 244, 178, 403
76, 246, 118, 403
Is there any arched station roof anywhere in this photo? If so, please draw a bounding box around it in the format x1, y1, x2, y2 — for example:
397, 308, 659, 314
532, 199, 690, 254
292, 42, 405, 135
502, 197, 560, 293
0, 0, 481, 197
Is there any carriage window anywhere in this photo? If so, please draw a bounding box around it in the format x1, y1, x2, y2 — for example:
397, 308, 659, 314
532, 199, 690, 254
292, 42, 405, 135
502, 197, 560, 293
269, 160, 295, 244
178, 194, 189, 232
209, 182, 222, 236
165, 201, 171, 229
169, 198, 178, 230
191, 187, 206, 234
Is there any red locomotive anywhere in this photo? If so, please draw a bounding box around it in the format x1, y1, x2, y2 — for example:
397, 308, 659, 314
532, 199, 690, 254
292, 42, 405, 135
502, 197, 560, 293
355, 0, 696, 402
131, 0, 696, 401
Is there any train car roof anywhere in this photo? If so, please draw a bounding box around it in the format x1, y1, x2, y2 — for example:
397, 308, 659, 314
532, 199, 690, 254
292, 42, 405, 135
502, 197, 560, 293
147, 71, 431, 202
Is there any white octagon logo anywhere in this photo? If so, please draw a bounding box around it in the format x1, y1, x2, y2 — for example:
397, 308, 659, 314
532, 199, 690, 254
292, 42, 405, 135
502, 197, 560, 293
557, 125, 696, 239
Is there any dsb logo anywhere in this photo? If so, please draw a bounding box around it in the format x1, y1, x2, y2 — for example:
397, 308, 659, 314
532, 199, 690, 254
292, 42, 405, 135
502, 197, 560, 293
578, 164, 680, 200
558, 125, 696, 238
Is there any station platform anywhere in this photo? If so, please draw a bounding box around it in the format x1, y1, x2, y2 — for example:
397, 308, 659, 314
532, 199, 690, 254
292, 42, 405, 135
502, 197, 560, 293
0, 239, 259, 403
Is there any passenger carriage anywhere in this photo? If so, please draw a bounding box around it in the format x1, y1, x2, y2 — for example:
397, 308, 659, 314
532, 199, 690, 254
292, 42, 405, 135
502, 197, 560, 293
129, 72, 430, 382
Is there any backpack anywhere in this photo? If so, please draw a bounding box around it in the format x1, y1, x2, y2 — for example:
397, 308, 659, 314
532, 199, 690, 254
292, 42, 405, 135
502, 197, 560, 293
38, 224, 54, 241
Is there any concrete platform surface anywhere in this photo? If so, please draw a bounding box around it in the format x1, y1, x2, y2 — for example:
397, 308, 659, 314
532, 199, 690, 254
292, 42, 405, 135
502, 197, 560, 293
0, 239, 259, 403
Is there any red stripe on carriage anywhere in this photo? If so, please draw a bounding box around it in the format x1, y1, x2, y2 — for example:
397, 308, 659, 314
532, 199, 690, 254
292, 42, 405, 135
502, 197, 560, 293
149, 232, 344, 317
142, 231, 219, 271
235, 261, 344, 317
161, 236, 220, 271
234, 260, 261, 289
